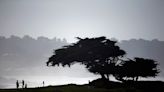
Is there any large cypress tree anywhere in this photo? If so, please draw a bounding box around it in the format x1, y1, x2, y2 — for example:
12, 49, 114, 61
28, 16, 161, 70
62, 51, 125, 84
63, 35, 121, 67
47, 36, 126, 80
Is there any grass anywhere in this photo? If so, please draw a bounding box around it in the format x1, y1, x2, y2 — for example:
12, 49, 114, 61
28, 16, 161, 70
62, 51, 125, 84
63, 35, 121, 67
0, 85, 154, 92
0, 81, 164, 92
0, 85, 110, 92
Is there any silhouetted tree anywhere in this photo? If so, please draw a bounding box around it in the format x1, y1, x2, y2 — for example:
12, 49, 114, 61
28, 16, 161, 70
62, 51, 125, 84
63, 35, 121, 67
114, 57, 160, 82
47, 36, 126, 80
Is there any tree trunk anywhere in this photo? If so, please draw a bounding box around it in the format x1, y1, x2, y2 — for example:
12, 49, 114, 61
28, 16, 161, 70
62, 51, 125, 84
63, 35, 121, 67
132, 77, 135, 81
100, 73, 106, 79
135, 76, 139, 81
106, 74, 110, 81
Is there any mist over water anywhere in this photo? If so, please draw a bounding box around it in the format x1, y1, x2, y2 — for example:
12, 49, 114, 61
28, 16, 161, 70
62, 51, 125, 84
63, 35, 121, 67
2, 63, 99, 88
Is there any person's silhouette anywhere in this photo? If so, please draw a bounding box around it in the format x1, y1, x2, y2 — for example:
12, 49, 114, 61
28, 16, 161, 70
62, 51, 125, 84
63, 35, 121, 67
16, 80, 19, 89
22, 80, 25, 88
25, 84, 27, 88
43, 81, 45, 87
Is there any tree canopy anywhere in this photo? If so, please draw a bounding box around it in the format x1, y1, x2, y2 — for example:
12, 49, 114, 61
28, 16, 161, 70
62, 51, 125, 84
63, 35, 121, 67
47, 36, 126, 79
114, 57, 160, 81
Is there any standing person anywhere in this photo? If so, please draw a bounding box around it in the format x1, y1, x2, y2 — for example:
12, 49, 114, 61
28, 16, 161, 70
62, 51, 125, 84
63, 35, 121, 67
25, 84, 27, 88
22, 80, 25, 88
43, 81, 45, 87
16, 80, 19, 89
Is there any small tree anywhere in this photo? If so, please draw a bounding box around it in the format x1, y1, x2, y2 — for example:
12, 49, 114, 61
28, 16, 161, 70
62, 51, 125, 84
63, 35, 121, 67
114, 57, 160, 82
47, 36, 126, 80
134, 57, 159, 80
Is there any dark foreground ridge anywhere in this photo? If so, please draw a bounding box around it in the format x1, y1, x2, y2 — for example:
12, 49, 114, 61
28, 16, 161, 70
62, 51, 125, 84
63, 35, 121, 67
1, 80, 164, 92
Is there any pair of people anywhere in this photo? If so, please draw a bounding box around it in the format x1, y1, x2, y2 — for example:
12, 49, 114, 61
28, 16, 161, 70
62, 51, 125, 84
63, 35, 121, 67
16, 80, 27, 89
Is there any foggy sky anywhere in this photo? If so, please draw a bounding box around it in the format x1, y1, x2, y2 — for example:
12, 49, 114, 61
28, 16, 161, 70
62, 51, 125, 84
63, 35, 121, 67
0, 0, 164, 42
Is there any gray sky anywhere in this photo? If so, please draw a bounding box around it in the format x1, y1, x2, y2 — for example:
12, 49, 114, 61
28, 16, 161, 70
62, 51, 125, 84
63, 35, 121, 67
0, 0, 164, 42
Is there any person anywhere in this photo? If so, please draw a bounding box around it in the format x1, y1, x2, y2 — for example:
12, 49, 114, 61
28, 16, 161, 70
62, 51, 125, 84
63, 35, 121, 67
25, 84, 27, 88
16, 80, 19, 89
43, 81, 45, 87
22, 80, 25, 88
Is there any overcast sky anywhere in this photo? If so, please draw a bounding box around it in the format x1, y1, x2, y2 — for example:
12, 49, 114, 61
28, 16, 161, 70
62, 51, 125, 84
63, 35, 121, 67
0, 0, 164, 42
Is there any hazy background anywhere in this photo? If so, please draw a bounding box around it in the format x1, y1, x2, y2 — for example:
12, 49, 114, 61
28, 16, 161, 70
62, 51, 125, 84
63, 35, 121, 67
0, 0, 164, 88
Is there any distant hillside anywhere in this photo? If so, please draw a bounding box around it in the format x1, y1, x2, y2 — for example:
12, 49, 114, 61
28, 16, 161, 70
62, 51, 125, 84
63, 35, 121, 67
0, 35, 68, 68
